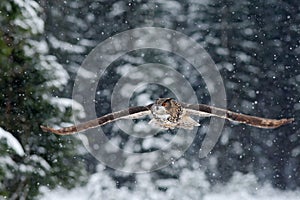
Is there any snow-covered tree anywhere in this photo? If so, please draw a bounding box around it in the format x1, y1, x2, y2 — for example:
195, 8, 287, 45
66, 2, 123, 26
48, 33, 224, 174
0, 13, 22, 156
185, 0, 299, 189
46, 164, 210, 200
0, 0, 86, 199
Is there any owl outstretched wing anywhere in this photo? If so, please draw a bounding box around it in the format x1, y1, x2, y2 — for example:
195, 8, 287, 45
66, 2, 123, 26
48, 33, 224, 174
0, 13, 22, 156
41, 104, 153, 135
41, 98, 294, 135
182, 103, 294, 129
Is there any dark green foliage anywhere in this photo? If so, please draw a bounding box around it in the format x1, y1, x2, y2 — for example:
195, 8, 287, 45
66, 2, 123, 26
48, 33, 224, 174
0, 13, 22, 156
0, 1, 86, 199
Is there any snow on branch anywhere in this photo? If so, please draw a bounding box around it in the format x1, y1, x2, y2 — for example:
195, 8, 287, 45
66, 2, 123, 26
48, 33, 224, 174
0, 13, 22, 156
49, 97, 86, 119
0, 127, 25, 156
13, 0, 44, 34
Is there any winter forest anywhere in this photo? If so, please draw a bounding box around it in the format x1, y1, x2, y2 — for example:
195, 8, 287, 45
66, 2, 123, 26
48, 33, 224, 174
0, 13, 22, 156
1, 0, 300, 199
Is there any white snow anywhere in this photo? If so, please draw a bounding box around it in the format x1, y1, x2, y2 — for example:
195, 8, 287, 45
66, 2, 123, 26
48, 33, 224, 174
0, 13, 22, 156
24, 39, 49, 57
204, 173, 300, 200
108, 1, 126, 18
0, 127, 25, 156
116, 64, 134, 76
29, 155, 51, 171
48, 97, 86, 119
13, 0, 44, 34
136, 93, 152, 106
0, 156, 18, 179
39, 55, 70, 88
154, 0, 182, 16
291, 146, 300, 157
40, 168, 300, 200
216, 47, 229, 56
48, 35, 86, 53
142, 137, 170, 149
236, 52, 251, 62
18, 155, 51, 177
78, 39, 97, 47
77, 67, 96, 79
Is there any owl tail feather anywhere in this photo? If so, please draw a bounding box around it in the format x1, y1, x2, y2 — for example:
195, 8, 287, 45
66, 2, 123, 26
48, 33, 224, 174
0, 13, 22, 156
177, 116, 200, 130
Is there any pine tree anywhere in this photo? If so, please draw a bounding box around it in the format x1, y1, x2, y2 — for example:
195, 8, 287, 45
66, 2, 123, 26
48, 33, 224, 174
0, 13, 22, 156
187, 0, 300, 189
0, 0, 86, 199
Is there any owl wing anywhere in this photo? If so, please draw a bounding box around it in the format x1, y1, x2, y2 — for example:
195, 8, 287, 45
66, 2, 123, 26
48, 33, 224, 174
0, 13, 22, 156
181, 103, 294, 129
41, 104, 153, 135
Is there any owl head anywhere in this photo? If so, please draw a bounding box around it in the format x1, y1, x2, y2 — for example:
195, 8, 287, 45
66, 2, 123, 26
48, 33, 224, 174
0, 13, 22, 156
151, 98, 183, 123
150, 98, 173, 119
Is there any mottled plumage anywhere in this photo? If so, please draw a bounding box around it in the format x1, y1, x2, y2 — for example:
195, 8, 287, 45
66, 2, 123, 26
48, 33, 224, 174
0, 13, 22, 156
41, 98, 294, 135
149, 98, 199, 129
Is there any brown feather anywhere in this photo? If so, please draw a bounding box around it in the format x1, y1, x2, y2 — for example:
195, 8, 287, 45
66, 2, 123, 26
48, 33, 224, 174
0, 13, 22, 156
41, 105, 152, 135
182, 103, 294, 129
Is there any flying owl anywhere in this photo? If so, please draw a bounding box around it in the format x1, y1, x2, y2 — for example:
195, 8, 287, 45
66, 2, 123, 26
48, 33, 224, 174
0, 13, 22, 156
41, 98, 294, 135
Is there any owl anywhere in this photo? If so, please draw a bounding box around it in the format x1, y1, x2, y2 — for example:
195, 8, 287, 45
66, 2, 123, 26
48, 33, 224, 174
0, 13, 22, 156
41, 98, 294, 135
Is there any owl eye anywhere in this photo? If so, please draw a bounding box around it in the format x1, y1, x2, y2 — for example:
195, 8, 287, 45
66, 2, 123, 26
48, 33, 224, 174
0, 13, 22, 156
162, 102, 168, 107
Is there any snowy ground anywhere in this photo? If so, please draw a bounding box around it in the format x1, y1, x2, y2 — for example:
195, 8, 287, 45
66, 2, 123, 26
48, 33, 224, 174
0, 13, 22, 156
40, 169, 300, 200
40, 184, 300, 200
